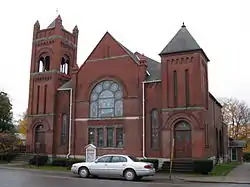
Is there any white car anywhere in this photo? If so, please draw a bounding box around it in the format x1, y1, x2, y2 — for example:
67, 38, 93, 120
71, 154, 156, 181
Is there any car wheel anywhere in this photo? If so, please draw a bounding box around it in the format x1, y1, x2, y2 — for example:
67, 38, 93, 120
124, 169, 136, 181
78, 167, 89, 178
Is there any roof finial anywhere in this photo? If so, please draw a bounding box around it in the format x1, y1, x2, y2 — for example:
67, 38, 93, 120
56, 8, 59, 15
182, 22, 186, 28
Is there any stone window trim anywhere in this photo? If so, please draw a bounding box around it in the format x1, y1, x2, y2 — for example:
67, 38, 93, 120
88, 125, 124, 149
89, 80, 123, 118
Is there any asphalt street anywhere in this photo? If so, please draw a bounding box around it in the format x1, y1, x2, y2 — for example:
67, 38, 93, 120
1, 168, 250, 187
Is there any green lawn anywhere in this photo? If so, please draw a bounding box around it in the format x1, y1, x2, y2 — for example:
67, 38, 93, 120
209, 162, 240, 176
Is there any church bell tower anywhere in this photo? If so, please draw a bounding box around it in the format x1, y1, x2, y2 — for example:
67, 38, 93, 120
26, 15, 79, 154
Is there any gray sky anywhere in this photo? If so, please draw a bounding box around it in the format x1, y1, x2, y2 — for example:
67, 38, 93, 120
0, 0, 249, 119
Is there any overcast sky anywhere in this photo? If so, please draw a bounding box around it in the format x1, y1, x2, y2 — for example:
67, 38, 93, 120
0, 0, 249, 119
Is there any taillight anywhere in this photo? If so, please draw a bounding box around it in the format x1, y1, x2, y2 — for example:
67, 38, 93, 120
144, 164, 153, 169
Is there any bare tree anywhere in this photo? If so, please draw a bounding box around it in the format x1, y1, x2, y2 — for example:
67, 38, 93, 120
220, 97, 250, 139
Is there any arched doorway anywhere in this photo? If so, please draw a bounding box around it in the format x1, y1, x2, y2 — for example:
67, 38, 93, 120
34, 125, 45, 153
174, 121, 192, 158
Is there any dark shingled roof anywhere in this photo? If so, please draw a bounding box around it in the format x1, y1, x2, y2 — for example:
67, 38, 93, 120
160, 23, 209, 61
143, 55, 161, 81
58, 80, 72, 90
134, 52, 161, 81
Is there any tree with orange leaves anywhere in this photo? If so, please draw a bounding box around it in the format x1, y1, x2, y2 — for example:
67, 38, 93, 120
17, 110, 28, 136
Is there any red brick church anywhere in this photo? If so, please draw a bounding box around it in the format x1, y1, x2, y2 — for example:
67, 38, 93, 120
26, 15, 228, 161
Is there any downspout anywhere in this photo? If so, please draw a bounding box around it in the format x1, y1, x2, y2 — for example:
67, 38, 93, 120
67, 88, 73, 159
142, 81, 146, 159
58, 87, 73, 159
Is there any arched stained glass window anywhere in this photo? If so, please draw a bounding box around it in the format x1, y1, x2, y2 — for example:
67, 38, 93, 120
175, 121, 191, 131
61, 114, 69, 144
151, 109, 160, 149
90, 80, 123, 118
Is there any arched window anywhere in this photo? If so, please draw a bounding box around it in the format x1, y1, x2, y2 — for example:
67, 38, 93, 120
60, 56, 70, 74
61, 114, 69, 144
38, 56, 50, 72
90, 80, 123, 118
175, 121, 191, 131
151, 109, 160, 149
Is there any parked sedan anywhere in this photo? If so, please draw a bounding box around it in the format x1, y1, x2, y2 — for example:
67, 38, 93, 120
71, 154, 156, 181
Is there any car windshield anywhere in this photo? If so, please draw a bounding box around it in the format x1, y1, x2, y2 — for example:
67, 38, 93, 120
128, 155, 140, 162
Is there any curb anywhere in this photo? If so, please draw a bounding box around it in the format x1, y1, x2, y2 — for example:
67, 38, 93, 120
0, 166, 70, 175
176, 177, 250, 185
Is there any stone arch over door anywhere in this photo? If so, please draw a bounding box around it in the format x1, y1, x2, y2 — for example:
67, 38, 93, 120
34, 124, 45, 153
174, 121, 192, 158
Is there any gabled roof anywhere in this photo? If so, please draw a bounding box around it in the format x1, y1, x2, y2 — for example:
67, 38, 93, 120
117, 41, 139, 64
106, 32, 139, 64
78, 32, 140, 73
160, 23, 209, 61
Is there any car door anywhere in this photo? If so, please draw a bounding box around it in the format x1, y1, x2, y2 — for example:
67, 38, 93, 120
89, 156, 112, 176
108, 156, 128, 177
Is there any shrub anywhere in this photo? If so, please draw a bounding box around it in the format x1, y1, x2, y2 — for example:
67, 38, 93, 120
0, 153, 17, 162
28, 155, 48, 166
193, 160, 213, 174
243, 152, 250, 162
140, 159, 159, 170
51, 157, 85, 167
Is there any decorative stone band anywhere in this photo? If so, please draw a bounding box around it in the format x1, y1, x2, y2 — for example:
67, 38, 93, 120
162, 106, 206, 112
33, 35, 77, 48
75, 116, 140, 122
86, 54, 129, 63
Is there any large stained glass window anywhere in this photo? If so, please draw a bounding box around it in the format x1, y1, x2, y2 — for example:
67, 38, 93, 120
61, 114, 69, 145
151, 109, 160, 149
90, 80, 123, 118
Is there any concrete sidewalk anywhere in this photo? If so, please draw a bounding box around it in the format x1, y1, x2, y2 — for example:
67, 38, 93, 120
176, 163, 250, 184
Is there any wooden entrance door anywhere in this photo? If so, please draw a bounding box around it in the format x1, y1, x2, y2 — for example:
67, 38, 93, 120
35, 125, 45, 153
174, 121, 192, 158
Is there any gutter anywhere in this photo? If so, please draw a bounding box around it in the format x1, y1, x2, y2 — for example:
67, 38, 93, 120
58, 87, 73, 159
141, 80, 161, 159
